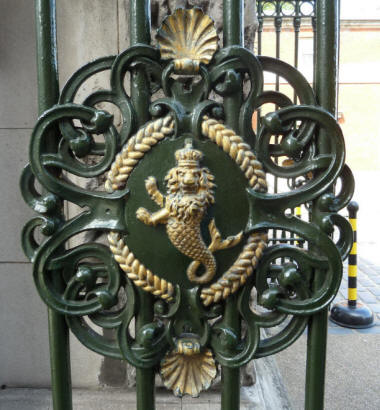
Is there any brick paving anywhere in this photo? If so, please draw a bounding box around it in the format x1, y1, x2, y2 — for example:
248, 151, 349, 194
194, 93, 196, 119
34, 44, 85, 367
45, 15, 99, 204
329, 256, 380, 334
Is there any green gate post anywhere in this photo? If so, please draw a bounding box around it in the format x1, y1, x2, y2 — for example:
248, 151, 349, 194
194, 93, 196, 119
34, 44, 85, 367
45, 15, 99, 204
306, 1, 340, 409
35, 1, 73, 409
222, 1, 244, 409
130, 2, 156, 409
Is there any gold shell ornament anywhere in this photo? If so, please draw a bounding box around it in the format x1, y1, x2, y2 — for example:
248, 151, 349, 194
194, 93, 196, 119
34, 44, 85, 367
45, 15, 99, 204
160, 339, 217, 397
157, 8, 219, 74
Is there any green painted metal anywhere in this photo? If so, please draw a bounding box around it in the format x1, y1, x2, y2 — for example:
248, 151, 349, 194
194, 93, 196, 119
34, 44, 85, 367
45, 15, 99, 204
305, 2, 341, 409
35, 0, 59, 115
222, 1, 244, 408
130, 1, 155, 408
21, 0, 354, 409
306, 305, 328, 410
34, 1, 72, 409
48, 282, 73, 410
256, 0, 316, 210
221, 295, 241, 410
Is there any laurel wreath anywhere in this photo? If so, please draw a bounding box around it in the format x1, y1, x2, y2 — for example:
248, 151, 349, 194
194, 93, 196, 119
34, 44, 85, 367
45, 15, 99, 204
106, 115, 268, 306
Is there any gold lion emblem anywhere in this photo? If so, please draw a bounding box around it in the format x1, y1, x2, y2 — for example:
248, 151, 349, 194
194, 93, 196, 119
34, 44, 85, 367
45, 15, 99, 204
136, 139, 242, 284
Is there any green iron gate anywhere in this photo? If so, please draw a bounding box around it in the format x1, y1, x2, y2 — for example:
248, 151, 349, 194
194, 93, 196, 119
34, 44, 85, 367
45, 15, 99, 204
21, 0, 354, 409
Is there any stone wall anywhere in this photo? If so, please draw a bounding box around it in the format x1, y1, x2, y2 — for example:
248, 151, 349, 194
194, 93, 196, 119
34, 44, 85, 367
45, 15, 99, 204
0, 0, 126, 389
0, 0, 49, 388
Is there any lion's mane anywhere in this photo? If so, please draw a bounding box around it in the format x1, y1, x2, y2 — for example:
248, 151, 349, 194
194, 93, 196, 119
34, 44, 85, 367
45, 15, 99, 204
164, 167, 215, 222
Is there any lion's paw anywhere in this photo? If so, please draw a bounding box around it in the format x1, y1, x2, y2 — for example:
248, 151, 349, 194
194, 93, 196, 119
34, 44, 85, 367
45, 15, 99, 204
145, 176, 157, 191
136, 207, 151, 225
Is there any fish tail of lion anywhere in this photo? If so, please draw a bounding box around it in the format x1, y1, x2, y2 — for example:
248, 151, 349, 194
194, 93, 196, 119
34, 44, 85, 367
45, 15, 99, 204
187, 252, 216, 284
208, 219, 243, 252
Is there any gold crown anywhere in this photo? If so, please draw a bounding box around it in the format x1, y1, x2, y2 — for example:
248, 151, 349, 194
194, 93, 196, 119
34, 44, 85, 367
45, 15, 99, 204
175, 139, 203, 167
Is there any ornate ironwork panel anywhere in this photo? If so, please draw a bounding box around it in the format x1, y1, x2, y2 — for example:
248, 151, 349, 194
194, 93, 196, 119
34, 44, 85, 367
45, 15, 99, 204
21, 0, 353, 408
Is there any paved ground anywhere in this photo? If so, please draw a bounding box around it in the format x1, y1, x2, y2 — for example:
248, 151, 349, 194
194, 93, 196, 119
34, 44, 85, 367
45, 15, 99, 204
0, 354, 291, 410
275, 331, 380, 410
274, 256, 380, 410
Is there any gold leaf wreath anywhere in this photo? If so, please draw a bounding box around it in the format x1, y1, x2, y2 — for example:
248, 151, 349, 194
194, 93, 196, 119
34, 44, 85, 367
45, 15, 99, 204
106, 115, 268, 305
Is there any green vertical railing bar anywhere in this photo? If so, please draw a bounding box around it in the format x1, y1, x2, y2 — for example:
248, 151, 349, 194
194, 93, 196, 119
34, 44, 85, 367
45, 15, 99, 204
222, 1, 244, 409
130, 1, 155, 409
223, 0, 243, 131
35, 1, 73, 409
305, 1, 340, 409
293, 0, 301, 103
223, 0, 244, 47
47, 301, 72, 410
273, 2, 282, 242
256, 2, 263, 130
314, 0, 340, 121
305, 272, 328, 410
221, 294, 242, 410
135, 293, 155, 410
130, 0, 151, 126
35, 0, 59, 114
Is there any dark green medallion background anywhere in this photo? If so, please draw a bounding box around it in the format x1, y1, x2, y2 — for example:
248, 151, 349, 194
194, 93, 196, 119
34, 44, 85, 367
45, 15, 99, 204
124, 134, 250, 288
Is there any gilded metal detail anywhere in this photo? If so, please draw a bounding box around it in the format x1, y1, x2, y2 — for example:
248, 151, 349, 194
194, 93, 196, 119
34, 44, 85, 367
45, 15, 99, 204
136, 139, 242, 284
201, 117, 267, 192
105, 115, 175, 192
107, 117, 269, 303
160, 338, 217, 397
157, 8, 218, 74
108, 231, 175, 301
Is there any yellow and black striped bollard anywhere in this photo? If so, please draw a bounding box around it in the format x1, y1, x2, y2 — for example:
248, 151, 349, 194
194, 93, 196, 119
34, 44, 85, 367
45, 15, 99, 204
330, 201, 374, 328
348, 204, 358, 307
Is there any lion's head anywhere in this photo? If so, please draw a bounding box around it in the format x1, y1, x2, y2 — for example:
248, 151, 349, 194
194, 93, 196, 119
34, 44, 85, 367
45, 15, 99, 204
165, 165, 215, 200
164, 140, 216, 220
